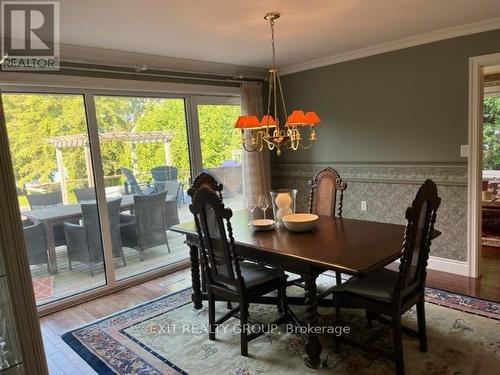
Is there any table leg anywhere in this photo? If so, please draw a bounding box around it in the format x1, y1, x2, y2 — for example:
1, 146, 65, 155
44, 222, 58, 274
188, 242, 203, 309
304, 271, 322, 368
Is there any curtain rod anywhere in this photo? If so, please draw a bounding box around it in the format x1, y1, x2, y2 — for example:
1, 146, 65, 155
59, 63, 265, 85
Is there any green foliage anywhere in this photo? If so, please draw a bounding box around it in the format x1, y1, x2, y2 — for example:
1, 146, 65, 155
483, 97, 500, 170
3, 94, 241, 193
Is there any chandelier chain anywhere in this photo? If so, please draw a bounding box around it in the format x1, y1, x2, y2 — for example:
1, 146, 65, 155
269, 18, 276, 68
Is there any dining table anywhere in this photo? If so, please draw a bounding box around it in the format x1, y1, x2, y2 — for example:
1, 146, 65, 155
171, 209, 440, 368
23, 193, 175, 274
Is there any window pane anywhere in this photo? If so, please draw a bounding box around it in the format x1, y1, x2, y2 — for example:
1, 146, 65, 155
94, 96, 190, 281
198, 103, 243, 209
2, 93, 106, 305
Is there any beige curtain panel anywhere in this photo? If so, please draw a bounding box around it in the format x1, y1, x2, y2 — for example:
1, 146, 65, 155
240, 82, 272, 203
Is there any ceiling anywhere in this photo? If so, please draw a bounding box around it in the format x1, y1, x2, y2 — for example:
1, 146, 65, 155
59, 0, 500, 70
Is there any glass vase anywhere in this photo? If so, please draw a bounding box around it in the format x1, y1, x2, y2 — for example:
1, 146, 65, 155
270, 189, 297, 226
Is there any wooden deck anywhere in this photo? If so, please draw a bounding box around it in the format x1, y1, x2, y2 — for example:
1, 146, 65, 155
30, 196, 244, 306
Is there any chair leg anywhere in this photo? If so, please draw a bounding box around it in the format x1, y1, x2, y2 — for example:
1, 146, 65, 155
277, 283, 287, 315
208, 291, 216, 341
392, 312, 405, 375
335, 271, 342, 285
417, 295, 428, 352
68, 259, 72, 271
227, 301, 232, 310
333, 297, 341, 353
165, 234, 172, 254
365, 310, 374, 329
240, 301, 249, 356
121, 253, 127, 267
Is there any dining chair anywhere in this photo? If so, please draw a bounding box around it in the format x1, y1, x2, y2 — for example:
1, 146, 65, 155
73, 187, 96, 202
120, 191, 179, 258
288, 167, 348, 294
26, 191, 67, 247
22, 219, 50, 274
190, 186, 288, 356
64, 198, 126, 276
187, 172, 224, 200
310, 167, 347, 282
331, 179, 441, 375
121, 167, 155, 196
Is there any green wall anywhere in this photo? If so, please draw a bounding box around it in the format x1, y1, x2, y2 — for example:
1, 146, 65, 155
274, 29, 500, 164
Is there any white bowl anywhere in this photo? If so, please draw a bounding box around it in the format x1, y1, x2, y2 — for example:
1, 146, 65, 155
282, 213, 319, 232
249, 219, 276, 232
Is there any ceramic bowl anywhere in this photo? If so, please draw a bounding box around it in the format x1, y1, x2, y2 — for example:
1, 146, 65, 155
249, 219, 276, 232
282, 213, 319, 232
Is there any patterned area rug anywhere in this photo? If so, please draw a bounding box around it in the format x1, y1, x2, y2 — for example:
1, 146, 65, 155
482, 236, 500, 248
32, 275, 54, 301
63, 285, 500, 375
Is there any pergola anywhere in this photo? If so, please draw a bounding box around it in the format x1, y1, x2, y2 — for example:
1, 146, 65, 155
45, 131, 174, 203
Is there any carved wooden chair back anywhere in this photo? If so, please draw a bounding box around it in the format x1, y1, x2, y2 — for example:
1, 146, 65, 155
308, 167, 347, 217
187, 172, 223, 200
396, 179, 441, 298
189, 186, 243, 292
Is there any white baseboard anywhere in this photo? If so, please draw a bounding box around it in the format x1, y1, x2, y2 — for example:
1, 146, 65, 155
426, 256, 469, 277
394, 256, 470, 277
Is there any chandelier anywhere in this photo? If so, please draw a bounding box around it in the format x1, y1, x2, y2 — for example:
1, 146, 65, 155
234, 11, 321, 156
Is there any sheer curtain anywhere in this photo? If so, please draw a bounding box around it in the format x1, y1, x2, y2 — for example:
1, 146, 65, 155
241, 82, 272, 204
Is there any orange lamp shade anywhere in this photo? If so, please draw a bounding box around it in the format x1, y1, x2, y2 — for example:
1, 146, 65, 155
260, 115, 276, 127
235, 115, 248, 129
305, 111, 321, 125
287, 110, 306, 125
234, 115, 261, 129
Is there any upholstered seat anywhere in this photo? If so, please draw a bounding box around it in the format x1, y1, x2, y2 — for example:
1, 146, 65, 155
219, 261, 284, 291
334, 267, 398, 302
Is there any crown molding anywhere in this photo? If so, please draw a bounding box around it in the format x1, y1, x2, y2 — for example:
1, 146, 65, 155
280, 17, 500, 75
60, 44, 267, 79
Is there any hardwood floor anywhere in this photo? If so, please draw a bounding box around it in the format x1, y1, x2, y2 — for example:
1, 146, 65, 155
39, 268, 192, 374
40, 248, 500, 374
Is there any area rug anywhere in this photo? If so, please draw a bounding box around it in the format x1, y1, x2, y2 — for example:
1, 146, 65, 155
63, 285, 500, 375
32, 275, 54, 301
482, 236, 500, 248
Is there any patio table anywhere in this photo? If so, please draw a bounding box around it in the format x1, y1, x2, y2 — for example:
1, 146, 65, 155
24, 194, 175, 274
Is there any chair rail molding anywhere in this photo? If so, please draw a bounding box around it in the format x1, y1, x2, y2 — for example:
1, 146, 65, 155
468, 52, 500, 279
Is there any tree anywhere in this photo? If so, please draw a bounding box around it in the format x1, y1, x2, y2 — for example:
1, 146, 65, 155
3, 94, 242, 192
483, 97, 500, 170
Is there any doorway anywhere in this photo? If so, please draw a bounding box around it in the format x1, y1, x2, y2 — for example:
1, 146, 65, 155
468, 53, 500, 284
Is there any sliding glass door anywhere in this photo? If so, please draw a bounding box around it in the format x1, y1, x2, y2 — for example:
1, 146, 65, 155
0, 88, 240, 308
2, 93, 107, 305
192, 96, 243, 209
93, 95, 191, 281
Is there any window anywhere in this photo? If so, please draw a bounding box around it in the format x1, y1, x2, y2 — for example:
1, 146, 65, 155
0, 88, 241, 308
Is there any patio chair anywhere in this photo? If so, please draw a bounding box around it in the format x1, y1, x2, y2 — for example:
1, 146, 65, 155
151, 166, 184, 203
155, 180, 182, 203
151, 166, 178, 182
64, 198, 126, 276
73, 187, 96, 202
121, 167, 155, 196
26, 191, 67, 247
22, 219, 50, 274
26, 191, 63, 209
120, 191, 179, 259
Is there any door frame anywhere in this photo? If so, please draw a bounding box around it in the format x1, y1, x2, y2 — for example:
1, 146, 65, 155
468, 52, 500, 278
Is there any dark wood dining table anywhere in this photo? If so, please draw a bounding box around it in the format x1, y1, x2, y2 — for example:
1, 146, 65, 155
24, 194, 175, 274
172, 209, 437, 368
